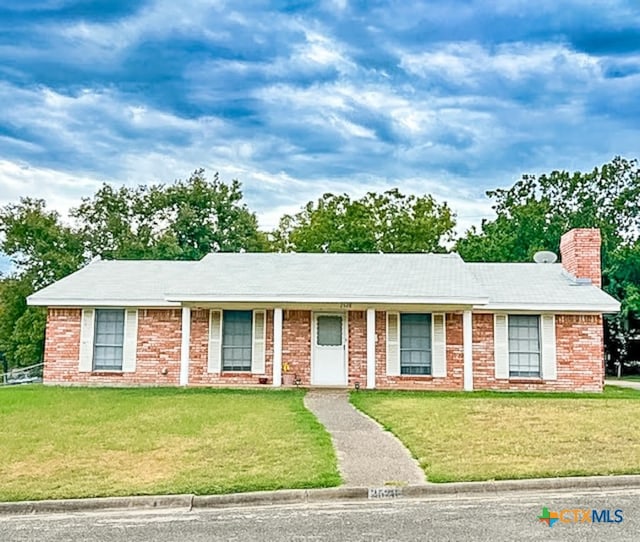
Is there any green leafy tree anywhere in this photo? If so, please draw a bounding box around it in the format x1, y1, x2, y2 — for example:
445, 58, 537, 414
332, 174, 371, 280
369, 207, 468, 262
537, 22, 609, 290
71, 169, 267, 260
0, 200, 83, 367
456, 156, 640, 370
273, 189, 456, 253
0, 198, 85, 288
457, 156, 640, 262
0, 170, 266, 368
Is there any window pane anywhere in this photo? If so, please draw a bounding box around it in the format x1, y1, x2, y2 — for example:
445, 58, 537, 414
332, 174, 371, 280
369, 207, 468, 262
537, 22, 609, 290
222, 310, 252, 371
508, 315, 540, 377
400, 313, 431, 375
93, 309, 124, 370
317, 316, 342, 346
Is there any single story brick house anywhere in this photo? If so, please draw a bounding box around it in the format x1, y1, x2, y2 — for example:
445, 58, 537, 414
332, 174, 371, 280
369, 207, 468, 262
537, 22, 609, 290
28, 228, 619, 392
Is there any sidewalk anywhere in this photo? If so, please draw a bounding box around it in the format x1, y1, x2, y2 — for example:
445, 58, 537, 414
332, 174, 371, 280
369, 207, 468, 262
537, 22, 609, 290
303, 390, 425, 487
606, 379, 640, 390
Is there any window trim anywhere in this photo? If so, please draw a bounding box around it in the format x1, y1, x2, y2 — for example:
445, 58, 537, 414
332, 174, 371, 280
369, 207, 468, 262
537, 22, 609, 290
221, 309, 253, 372
399, 312, 433, 376
92, 308, 125, 372
507, 314, 542, 379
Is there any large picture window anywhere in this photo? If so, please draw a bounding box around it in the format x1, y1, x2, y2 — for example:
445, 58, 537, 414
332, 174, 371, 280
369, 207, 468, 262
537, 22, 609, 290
222, 310, 253, 371
400, 313, 432, 375
93, 309, 125, 370
508, 315, 541, 377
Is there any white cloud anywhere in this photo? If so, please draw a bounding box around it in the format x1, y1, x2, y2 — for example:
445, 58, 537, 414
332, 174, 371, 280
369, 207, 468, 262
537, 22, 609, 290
400, 42, 600, 85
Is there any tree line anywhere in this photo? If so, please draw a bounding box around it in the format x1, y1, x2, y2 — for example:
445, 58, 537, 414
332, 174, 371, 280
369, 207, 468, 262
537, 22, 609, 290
2, 158, 639, 373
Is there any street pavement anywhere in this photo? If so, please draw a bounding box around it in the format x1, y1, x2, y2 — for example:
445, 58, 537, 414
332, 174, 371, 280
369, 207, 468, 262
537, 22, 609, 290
2, 487, 638, 541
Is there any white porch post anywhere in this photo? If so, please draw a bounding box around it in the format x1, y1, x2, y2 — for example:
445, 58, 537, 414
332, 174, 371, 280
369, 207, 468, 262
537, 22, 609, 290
179, 306, 191, 386
272, 308, 283, 387
366, 308, 376, 389
463, 310, 473, 391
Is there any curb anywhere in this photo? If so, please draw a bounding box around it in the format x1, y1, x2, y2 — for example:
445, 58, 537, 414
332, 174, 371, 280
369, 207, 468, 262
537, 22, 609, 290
2, 475, 640, 516
0, 494, 193, 516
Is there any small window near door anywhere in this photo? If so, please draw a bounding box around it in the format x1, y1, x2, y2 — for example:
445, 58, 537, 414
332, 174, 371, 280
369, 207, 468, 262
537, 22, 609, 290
222, 310, 252, 371
508, 315, 541, 377
317, 315, 342, 346
93, 309, 125, 370
400, 313, 431, 375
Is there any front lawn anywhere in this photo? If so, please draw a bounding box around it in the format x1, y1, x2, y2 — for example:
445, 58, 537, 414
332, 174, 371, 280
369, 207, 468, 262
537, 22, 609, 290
0, 386, 340, 501
351, 387, 640, 483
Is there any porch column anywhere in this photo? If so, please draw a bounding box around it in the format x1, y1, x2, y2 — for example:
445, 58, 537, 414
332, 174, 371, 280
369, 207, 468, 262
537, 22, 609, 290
272, 308, 283, 387
463, 310, 473, 391
366, 308, 376, 389
179, 306, 191, 386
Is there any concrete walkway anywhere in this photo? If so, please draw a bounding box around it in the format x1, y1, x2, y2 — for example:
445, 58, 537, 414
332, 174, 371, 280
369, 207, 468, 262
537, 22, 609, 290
605, 379, 640, 390
304, 390, 425, 487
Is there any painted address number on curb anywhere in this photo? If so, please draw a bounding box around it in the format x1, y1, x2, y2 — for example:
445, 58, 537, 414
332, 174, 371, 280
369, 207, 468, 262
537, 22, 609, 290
368, 487, 403, 499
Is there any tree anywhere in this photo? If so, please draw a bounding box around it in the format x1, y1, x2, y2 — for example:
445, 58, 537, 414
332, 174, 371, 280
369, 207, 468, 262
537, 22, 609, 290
0, 199, 83, 367
71, 169, 268, 260
272, 189, 456, 253
457, 156, 640, 263
0, 198, 85, 289
456, 156, 640, 371
0, 170, 266, 368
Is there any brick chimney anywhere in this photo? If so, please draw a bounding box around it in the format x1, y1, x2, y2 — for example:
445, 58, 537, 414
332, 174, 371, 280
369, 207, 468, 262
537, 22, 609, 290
559, 228, 601, 287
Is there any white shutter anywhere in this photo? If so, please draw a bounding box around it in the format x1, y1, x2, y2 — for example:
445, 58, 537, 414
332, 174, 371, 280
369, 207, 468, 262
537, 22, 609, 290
386, 312, 400, 376
540, 314, 557, 380
431, 313, 447, 377
252, 310, 266, 374
79, 308, 95, 372
208, 310, 222, 373
122, 309, 138, 372
494, 314, 509, 379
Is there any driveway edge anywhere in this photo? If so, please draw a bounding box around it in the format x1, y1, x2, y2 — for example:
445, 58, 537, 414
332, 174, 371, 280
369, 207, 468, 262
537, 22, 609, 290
2, 475, 640, 515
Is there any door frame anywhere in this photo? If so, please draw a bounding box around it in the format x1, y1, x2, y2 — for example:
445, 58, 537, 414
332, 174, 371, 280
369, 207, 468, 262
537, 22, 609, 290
311, 311, 348, 386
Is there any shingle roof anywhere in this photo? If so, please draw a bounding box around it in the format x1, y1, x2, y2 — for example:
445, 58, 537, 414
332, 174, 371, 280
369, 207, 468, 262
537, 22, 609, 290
469, 263, 619, 311
165, 252, 487, 303
27, 253, 620, 312
27, 260, 197, 306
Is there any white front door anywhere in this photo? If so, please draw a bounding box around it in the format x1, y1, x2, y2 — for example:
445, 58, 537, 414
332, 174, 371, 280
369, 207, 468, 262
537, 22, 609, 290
312, 313, 346, 386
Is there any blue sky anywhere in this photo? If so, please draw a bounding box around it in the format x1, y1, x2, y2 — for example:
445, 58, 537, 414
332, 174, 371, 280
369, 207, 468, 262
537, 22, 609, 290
1, 0, 640, 235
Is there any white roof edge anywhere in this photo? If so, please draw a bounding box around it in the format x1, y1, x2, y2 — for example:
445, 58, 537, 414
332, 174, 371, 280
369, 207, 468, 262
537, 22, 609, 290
27, 297, 181, 307
164, 294, 490, 305
476, 302, 621, 313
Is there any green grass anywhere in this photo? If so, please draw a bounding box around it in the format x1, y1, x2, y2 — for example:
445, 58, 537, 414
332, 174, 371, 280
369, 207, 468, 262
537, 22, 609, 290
0, 386, 340, 501
351, 386, 640, 483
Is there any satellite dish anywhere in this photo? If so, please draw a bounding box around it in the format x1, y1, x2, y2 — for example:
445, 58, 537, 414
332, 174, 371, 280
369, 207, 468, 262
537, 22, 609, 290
533, 251, 558, 264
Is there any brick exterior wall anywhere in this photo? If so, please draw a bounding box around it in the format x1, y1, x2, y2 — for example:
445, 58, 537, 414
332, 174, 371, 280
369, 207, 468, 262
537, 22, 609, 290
472, 313, 604, 392
374, 311, 465, 390
44, 308, 182, 386
188, 309, 275, 387
347, 311, 367, 387
282, 310, 311, 386
42, 307, 605, 392
560, 228, 602, 287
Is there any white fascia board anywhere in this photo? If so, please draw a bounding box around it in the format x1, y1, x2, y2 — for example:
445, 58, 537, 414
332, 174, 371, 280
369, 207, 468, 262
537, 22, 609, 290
27, 297, 181, 307
164, 294, 491, 305
476, 302, 621, 313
